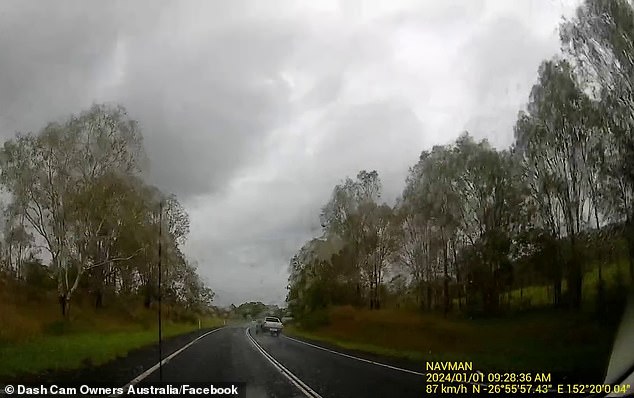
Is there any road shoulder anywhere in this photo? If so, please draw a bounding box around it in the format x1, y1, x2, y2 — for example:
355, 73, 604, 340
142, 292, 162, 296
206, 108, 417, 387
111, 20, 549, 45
281, 330, 426, 374
3, 327, 221, 386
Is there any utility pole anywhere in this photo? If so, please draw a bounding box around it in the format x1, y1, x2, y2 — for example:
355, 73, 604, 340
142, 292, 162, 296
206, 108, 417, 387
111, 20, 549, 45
158, 200, 163, 381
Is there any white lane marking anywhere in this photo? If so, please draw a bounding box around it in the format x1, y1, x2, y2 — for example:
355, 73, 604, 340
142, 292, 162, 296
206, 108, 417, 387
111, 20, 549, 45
111, 327, 225, 397
282, 334, 425, 376
283, 335, 559, 392
246, 328, 322, 398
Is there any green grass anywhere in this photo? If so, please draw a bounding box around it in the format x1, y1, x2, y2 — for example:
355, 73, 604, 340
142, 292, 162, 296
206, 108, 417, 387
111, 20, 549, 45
286, 306, 618, 382
0, 282, 226, 379
505, 260, 631, 310
290, 261, 630, 380
0, 318, 223, 378
286, 325, 429, 361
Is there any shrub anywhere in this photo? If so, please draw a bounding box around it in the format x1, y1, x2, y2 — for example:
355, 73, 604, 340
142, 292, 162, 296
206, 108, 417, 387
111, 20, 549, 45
300, 309, 331, 330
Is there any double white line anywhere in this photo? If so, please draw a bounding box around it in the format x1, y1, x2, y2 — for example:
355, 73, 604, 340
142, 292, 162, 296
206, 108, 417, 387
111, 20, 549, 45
245, 328, 322, 398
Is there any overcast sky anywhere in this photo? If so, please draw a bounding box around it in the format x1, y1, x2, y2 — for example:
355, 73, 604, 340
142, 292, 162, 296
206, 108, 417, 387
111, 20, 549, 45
0, 0, 579, 306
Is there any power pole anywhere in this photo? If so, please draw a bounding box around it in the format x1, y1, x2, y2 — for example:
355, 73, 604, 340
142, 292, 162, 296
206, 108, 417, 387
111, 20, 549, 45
158, 200, 163, 381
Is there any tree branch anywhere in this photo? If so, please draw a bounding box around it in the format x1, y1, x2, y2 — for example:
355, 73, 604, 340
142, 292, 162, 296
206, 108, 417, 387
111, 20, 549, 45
84, 247, 145, 271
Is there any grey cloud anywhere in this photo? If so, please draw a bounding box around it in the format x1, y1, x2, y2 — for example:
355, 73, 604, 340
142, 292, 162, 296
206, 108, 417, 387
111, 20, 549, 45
459, 16, 563, 147
313, 100, 425, 201
117, 21, 300, 197
381, 0, 487, 33
0, 0, 303, 198
1, 1, 574, 305
0, 1, 123, 135
299, 75, 344, 109
183, 99, 426, 305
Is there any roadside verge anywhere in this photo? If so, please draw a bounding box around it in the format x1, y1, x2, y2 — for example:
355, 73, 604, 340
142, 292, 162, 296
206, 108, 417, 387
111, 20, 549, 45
2, 327, 222, 385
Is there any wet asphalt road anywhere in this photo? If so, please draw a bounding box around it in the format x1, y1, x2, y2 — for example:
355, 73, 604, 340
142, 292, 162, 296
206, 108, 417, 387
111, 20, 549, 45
139, 325, 426, 398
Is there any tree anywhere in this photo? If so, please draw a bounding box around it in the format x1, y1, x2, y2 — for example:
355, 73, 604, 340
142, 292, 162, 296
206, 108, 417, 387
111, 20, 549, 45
514, 60, 595, 309
561, 0, 634, 282
359, 203, 398, 309
452, 134, 526, 313
405, 146, 462, 315
394, 202, 429, 309
2, 203, 36, 279
0, 104, 146, 316
320, 170, 382, 306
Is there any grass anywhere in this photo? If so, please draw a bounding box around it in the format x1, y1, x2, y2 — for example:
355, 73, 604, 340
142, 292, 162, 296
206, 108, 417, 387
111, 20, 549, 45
0, 293, 224, 379
290, 261, 631, 380
286, 325, 428, 361
506, 260, 630, 310
286, 305, 620, 382
0, 321, 221, 378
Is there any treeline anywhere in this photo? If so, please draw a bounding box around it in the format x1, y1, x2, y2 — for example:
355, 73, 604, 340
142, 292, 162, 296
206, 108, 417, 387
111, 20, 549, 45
232, 302, 285, 319
0, 104, 214, 318
287, 0, 634, 317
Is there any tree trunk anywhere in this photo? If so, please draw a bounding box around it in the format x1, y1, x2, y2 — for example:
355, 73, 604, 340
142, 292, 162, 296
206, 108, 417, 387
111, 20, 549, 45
593, 209, 605, 314
553, 279, 562, 307
59, 294, 66, 317
55, 256, 68, 317
369, 280, 374, 310
553, 243, 563, 307
452, 239, 461, 310
623, 213, 634, 284
17, 243, 23, 280
371, 262, 377, 310
415, 277, 422, 310
95, 288, 103, 309
64, 297, 71, 318
8, 245, 12, 277
443, 239, 449, 317
594, 213, 602, 287
567, 235, 583, 309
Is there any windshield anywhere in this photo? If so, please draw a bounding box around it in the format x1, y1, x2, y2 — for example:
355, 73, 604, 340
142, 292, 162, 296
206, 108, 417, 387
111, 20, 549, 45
1, 1, 633, 397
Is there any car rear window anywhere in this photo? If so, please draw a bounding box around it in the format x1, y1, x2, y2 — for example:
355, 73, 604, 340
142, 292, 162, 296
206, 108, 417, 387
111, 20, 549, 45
265, 317, 280, 322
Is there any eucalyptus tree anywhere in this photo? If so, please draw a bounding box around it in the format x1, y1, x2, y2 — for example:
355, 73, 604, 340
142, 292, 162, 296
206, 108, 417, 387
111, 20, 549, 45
561, 0, 634, 282
320, 170, 382, 305
393, 200, 430, 309
0, 104, 145, 316
2, 203, 35, 279
360, 202, 399, 309
514, 60, 595, 308
452, 134, 526, 312
403, 146, 462, 315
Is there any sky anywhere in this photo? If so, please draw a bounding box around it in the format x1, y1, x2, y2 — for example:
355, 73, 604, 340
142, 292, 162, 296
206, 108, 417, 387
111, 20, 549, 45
0, 0, 580, 306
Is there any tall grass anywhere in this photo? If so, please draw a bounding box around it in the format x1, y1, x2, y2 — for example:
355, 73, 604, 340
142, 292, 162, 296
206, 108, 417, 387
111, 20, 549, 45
507, 260, 630, 310
288, 305, 619, 382
0, 322, 216, 378
0, 291, 223, 378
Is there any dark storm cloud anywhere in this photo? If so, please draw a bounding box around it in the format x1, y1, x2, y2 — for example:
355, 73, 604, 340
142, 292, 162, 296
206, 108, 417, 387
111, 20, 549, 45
0, 0, 303, 197
0, 1, 124, 135
0, 0, 580, 306
117, 20, 300, 197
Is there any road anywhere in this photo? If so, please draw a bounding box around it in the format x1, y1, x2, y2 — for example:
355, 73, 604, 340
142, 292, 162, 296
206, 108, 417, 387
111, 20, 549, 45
138, 325, 426, 398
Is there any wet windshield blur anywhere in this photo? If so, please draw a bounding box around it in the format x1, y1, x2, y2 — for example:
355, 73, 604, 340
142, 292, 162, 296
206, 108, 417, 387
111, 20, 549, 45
0, 0, 633, 397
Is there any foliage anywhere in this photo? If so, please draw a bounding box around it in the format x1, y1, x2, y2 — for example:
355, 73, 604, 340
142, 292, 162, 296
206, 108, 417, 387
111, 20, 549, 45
287, 0, 634, 317
0, 103, 214, 319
